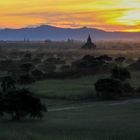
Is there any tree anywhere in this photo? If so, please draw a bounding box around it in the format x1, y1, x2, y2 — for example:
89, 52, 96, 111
0, 76, 47, 120
122, 83, 135, 96
22, 51, 32, 62
3, 89, 47, 120
20, 62, 34, 74
96, 55, 112, 62
129, 59, 140, 71
31, 69, 44, 80
31, 57, 42, 65
60, 65, 71, 73
18, 74, 35, 84
1, 76, 16, 92
72, 55, 110, 75
111, 66, 131, 81
115, 57, 126, 64
82, 55, 96, 62
38, 63, 56, 73
95, 78, 123, 100
0, 92, 4, 116
0, 59, 16, 72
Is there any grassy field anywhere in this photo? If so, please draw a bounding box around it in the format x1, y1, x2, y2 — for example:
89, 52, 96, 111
30, 71, 140, 100
1, 99, 140, 140
30, 74, 108, 100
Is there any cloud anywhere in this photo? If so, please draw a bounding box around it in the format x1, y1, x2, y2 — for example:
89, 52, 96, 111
0, 0, 140, 31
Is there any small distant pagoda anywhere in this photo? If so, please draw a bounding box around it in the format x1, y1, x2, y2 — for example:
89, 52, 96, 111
82, 35, 96, 49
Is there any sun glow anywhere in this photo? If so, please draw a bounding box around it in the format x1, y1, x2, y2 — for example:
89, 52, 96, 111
116, 10, 140, 26
0, 0, 140, 32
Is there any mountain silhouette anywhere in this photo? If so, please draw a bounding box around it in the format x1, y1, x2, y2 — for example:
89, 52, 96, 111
0, 25, 139, 41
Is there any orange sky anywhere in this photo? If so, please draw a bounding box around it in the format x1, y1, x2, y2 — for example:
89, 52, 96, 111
0, 0, 140, 32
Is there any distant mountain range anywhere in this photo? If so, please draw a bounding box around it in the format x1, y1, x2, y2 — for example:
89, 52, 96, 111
0, 25, 140, 41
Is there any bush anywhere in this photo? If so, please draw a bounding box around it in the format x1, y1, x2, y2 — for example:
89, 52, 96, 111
95, 78, 123, 100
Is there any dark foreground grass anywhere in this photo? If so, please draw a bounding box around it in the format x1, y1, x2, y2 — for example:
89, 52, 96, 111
0, 100, 140, 140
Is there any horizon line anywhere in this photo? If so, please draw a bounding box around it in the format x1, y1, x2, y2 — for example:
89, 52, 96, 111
0, 24, 140, 33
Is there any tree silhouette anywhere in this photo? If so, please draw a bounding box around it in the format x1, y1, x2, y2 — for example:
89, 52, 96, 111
115, 57, 126, 64
31, 69, 44, 80
0, 76, 47, 120
20, 62, 34, 74
3, 89, 47, 120
95, 78, 123, 100
1, 76, 16, 92
111, 66, 131, 81
18, 74, 35, 84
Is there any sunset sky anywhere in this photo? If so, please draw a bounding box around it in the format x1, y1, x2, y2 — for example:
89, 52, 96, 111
0, 0, 140, 32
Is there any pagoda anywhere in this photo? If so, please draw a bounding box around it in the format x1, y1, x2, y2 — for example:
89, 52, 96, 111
82, 35, 96, 49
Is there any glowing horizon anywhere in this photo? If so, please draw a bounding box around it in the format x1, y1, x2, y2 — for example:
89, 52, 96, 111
0, 0, 140, 32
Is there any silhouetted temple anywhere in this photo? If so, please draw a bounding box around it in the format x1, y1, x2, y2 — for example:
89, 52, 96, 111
82, 35, 96, 49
